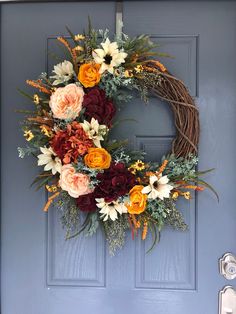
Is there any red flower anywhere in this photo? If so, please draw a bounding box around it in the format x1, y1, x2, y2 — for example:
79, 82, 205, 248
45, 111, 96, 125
82, 87, 116, 127
94, 162, 136, 202
50, 121, 93, 164
77, 192, 97, 212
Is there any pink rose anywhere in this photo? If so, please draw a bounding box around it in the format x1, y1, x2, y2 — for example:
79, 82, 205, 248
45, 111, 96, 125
59, 164, 92, 198
49, 83, 84, 120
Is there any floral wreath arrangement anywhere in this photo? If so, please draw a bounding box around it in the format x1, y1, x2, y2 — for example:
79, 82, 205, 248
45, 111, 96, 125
18, 24, 216, 254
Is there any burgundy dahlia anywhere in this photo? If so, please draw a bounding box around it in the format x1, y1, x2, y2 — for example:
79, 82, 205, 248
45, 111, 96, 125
77, 193, 97, 212
82, 87, 116, 127
50, 121, 93, 164
94, 162, 136, 202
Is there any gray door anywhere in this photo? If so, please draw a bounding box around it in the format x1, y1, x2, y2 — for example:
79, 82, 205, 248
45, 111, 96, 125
1, 1, 235, 313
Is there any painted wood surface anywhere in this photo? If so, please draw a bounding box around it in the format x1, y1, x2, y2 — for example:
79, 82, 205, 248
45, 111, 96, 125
1, 1, 236, 313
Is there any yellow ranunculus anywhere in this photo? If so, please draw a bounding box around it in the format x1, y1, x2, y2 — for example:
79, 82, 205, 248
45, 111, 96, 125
127, 185, 147, 215
84, 148, 111, 169
78, 63, 101, 88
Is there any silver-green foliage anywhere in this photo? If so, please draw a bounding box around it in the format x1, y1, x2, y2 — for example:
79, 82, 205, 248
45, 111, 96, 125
84, 212, 100, 237
162, 154, 198, 179
99, 70, 134, 103
17, 146, 38, 158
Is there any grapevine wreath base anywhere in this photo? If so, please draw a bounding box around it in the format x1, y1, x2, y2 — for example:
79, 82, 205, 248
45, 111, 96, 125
18, 24, 216, 254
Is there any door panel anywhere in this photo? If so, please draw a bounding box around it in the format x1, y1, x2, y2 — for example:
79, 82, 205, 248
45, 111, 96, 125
123, 1, 236, 312
1, 2, 236, 314
1, 3, 115, 314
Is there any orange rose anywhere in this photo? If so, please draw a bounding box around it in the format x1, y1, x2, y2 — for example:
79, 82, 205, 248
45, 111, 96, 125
127, 185, 147, 214
78, 63, 101, 88
84, 148, 111, 169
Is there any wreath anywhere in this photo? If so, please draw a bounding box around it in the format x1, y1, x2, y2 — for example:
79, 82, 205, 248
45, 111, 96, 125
18, 24, 216, 254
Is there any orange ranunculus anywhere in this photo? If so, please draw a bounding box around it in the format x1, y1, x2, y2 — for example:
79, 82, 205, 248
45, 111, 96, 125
127, 185, 147, 215
84, 148, 111, 169
78, 63, 101, 88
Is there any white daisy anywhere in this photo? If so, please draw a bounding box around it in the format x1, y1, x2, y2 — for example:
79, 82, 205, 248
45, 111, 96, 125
50, 60, 75, 85
92, 38, 127, 74
96, 198, 128, 221
142, 175, 173, 200
37, 147, 62, 175
80, 118, 108, 148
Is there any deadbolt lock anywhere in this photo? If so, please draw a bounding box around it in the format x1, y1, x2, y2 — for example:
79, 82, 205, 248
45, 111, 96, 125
219, 253, 236, 280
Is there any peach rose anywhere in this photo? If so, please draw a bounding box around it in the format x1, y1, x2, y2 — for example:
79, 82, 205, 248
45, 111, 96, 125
84, 148, 111, 169
78, 63, 101, 88
127, 185, 147, 215
59, 164, 92, 198
49, 83, 84, 120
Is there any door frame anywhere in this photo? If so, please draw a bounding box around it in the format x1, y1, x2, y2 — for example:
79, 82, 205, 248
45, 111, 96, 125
0, 2, 231, 314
